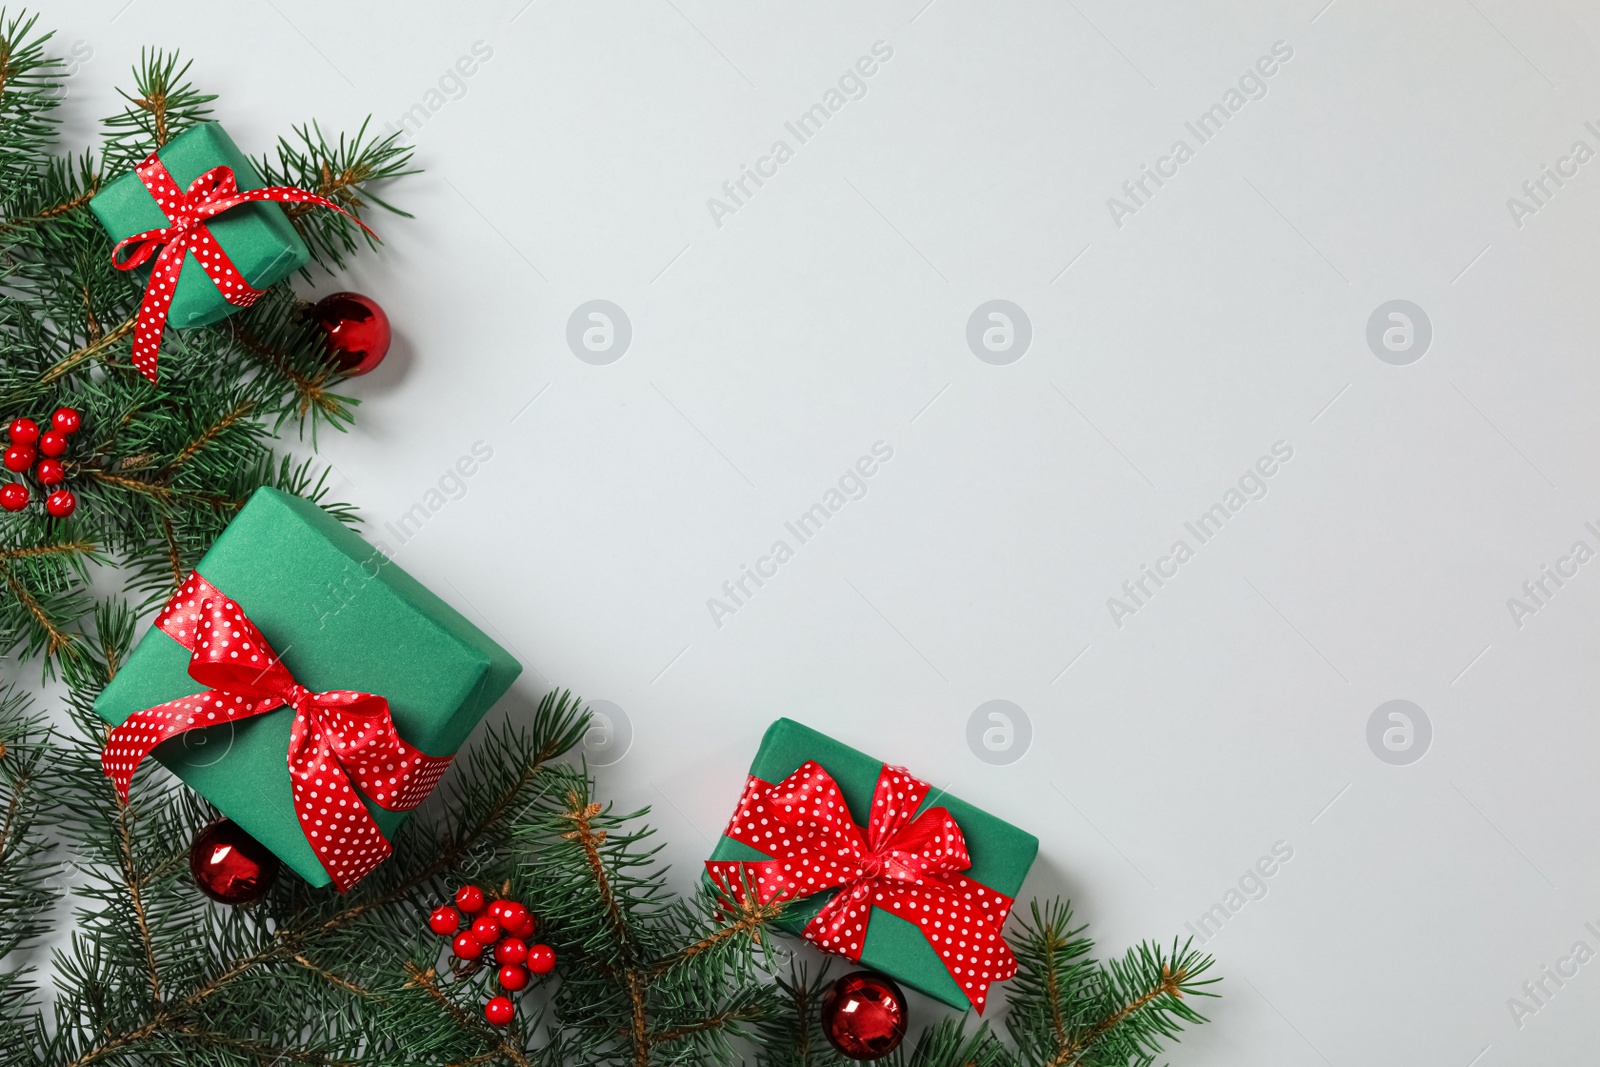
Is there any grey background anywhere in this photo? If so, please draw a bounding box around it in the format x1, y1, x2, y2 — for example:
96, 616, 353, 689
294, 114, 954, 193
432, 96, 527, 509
36, 1, 1600, 1063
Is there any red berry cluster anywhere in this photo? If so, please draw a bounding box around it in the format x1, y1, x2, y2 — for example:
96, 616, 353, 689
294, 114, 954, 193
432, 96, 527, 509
428, 884, 556, 1027
3, 409, 80, 517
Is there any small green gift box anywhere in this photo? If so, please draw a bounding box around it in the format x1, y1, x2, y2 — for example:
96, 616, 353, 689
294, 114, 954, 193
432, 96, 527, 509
94, 487, 521, 888
706, 719, 1038, 1011
90, 121, 310, 329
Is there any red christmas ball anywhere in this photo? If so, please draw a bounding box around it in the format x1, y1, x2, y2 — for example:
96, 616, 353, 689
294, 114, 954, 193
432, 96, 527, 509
309, 291, 390, 376
526, 944, 556, 976
452, 932, 483, 960
189, 818, 280, 905
1, 483, 28, 512
455, 885, 485, 914
494, 937, 528, 966
484, 996, 514, 1027
45, 489, 75, 518
498, 964, 529, 991
4, 444, 34, 472
38, 430, 67, 457
500, 901, 529, 932
429, 905, 462, 936
36, 458, 64, 486
509, 915, 537, 941
471, 915, 502, 945
8, 418, 38, 445
51, 407, 81, 434
820, 971, 907, 1061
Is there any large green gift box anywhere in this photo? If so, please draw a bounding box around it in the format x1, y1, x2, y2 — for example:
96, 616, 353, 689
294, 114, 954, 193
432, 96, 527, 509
94, 488, 521, 888
90, 121, 310, 329
706, 719, 1038, 1010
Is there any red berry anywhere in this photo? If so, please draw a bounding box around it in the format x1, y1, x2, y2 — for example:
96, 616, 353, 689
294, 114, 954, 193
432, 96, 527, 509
471, 915, 502, 945
429, 905, 461, 936
498, 964, 529, 991
484, 996, 514, 1026
451, 931, 483, 960
526, 944, 555, 976
35, 458, 64, 486
4, 445, 34, 472
509, 915, 537, 941
51, 407, 81, 434
500, 901, 529, 931
455, 885, 485, 914
495, 938, 528, 965
38, 430, 67, 457
8, 418, 38, 445
45, 489, 75, 518
487, 899, 509, 923
0, 483, 27, 512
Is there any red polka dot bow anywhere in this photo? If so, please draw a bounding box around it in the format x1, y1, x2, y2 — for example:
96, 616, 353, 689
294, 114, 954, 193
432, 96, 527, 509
109, 153, 373, 382
101, 572, 449, 891
706, 761, 1018, 1013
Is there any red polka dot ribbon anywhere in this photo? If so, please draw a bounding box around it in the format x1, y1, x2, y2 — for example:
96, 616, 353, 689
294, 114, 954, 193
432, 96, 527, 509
100, 572, 449, 891
705, 761, 1018, 1013
109, 153, 373, 382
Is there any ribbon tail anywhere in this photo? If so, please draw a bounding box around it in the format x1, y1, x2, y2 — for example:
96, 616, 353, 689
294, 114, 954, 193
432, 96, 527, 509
100, 685, 279, 800
801, 890, 873, 963
129, 239, 189, 382
287, 706, 394, 892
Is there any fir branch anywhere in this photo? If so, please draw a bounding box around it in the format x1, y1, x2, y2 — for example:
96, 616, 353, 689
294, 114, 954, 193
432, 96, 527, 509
37, 316, 136, 384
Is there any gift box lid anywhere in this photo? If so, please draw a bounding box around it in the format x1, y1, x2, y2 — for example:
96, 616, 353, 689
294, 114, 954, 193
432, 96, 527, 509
90, 121, 310, 329
93, 487, 521, 886
707, 718, 1039, 1009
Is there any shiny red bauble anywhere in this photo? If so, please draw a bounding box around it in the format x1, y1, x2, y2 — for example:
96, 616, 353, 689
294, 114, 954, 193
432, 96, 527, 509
45, 489, 76, 518
189, 818, 280, 905
1, 483, 28, 512
38, 430, 67, 457
8, 418, 38, 445
3, 445, 34, 472
484, 996, 514, 1027
35, 458, 64, 486
497, 964, 529, 991
429, 905, 462, 936
452, 931, 483, 960
526, 944, 556, 976
471, 915, 502, 945
308, 291, 390, 376
455, 885, 485, 914
819, 971, 908, 1061
494, 937, 528, 966
51, 407, 81, 434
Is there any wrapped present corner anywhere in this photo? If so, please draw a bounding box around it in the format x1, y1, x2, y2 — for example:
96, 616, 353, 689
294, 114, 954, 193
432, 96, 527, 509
705, 719, 1038, 1012
89, 121, 365, 381
94, 487, 521, 890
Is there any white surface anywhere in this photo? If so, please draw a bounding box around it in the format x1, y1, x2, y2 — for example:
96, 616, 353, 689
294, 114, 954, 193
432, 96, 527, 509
37, 1, 1600, 1062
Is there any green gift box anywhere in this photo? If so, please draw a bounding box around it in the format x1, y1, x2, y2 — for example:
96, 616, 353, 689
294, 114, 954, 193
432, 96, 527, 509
94, 487, 521, 888
706, 719, 1038, 1011
90, 121, 310, 329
